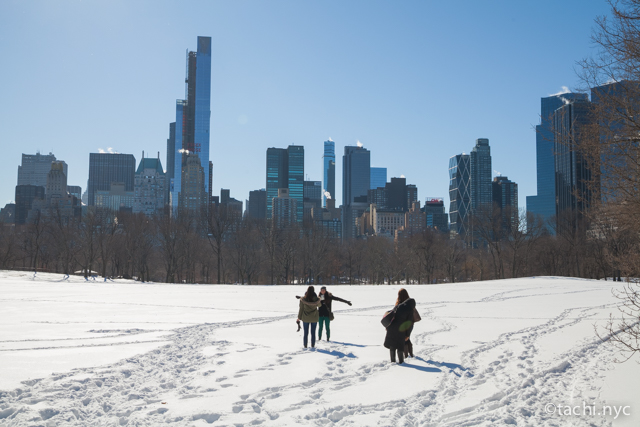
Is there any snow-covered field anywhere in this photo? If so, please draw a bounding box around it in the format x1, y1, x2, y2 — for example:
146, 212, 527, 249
0, 271, 638, 426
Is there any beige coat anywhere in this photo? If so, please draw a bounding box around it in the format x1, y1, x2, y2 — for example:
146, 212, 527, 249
298, 296, 320, 323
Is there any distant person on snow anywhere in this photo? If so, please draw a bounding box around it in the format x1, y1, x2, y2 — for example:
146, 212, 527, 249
317, 286, 351, 342
297, 286, 321, 348
383, 288, 416, 364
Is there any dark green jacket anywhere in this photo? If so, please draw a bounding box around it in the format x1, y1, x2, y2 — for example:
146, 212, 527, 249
298, 296, 321, 323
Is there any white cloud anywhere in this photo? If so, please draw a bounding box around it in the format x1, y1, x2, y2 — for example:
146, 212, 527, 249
549, 86, 571, 96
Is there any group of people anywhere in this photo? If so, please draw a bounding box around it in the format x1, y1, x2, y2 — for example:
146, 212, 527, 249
296, 286, 417, 364
296, 285, 352, 348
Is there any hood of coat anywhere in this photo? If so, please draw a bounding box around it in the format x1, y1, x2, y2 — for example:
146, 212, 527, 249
301, 296, 320, 306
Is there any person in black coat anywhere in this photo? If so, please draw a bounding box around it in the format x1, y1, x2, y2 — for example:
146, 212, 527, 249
383, 288, 416, 364
317, 286, 351, 341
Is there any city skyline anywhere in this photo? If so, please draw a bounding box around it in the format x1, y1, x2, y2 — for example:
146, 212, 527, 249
0, 1, 611, 210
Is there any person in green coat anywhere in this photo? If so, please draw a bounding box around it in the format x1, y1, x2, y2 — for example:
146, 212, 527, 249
297, 286, 321, 348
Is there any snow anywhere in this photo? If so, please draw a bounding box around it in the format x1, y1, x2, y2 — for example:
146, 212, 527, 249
0, 271, 638, 426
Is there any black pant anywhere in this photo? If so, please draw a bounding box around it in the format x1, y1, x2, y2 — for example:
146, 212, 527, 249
390, 348, 404, 364
303, 322, 317, 348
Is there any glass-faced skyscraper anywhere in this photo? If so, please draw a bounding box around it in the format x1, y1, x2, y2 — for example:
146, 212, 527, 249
449, 154, 471, 236
370, 167, 387, 190
342, 145, 370, 239
170, 36, 212, 212
526, 92, 588, 232
265, 145, 304, 222
554, 99, 593, 227
287, 145, 305, 223
323, 140, 335, 207
492, 176, 518, 232
88, 153, 136, 206
470, 138, 492, 212
266, 148, 288, 220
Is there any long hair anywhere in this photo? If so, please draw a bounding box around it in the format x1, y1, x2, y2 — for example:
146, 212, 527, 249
396, 288, 410, 306
304, 285, 317, 301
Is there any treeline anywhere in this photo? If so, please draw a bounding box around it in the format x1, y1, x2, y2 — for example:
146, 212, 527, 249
0, 204, 635, 285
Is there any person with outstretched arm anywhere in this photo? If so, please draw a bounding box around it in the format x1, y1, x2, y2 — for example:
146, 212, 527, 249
295, 286, 352, 342
317, 286, 351, 341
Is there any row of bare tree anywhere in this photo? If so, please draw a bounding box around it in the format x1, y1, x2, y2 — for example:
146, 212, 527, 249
0, 203, 636, 285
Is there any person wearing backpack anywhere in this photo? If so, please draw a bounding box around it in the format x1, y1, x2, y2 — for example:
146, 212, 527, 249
383, 288, 416, 364
297, 286, 321, 348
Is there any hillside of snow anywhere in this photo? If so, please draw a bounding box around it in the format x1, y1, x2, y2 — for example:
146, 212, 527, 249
0, 271, 638, 426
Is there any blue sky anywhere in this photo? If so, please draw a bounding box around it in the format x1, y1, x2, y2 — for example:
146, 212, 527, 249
0, 0, 611, 210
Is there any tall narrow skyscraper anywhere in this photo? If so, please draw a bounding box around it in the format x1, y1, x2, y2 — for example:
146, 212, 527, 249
553, 98, 593, 227
492, 176, 518, 232
526, 92, 588, 232
323, 140, 335, 207
287, 145, 304, 223
266, 148, 288, 220
169, 36, 212, 212
449, 154, 471, 236
470, 138, 492, 212
166, 122, 176, 204
342, 144, 370, 239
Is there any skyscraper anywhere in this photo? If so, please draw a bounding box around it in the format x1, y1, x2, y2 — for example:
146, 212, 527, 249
247, 189, 267, 220
370, 167, 387, 190
169, 36, 212, 212
133, 153, 166, 216
265, 145, 304, 222
342, 145, 370, 239
470, 138, 492, 212
554, 98, 594, 227
14, 185, 44, 224
287, 146, 304, 223
386, 177, 408, 211
424, 197, 448, 232
166, 122, 176, 204
526, 92, 588, 232
87, 153, 136, 206
45, 161, 67, 205
272, 188, 297, 228
179, 154, 206, 213
492, 176, 518, 232
449, 154, 471, 236
323, 140, 335, 207
303, 180, 322, 222
18, 152, 67, 188
266, 148, 288, 220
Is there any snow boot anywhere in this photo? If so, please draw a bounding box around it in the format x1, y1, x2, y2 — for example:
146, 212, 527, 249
404, 340, 414, 358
